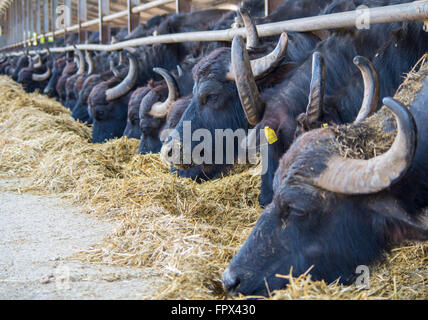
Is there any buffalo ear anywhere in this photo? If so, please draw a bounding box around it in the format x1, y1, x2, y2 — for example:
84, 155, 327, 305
259, 63, 297, 87
369, 200, 428, 244
386, 217, 428, 244
310, 30, 330, 40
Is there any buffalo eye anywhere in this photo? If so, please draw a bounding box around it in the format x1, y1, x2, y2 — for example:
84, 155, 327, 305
199, 94, 218, 106
206, 94, 218, 103
130, 114, 139, 125
290, 207, 307, 218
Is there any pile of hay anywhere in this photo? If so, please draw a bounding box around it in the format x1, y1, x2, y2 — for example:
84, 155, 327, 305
0, 75, 426, 299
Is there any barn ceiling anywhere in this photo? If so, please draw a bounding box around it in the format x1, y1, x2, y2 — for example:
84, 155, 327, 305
0, 0, 241, 20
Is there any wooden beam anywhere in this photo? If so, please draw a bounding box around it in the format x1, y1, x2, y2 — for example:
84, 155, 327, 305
10, 6, 12, 44
128, 0, 140, 34
176, 0, 191, 13
78, 0, 88, 43
99, 0, 111, 44
17, 1, 21, 44
25, 0, 29, 46
35, 0, 41, 45
29, 0, 34, 45
43, 0, 49, 34
52, 0, 58, 39
63, 0, 71, 41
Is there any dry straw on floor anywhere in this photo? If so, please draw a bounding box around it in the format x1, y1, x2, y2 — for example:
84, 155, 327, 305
0, 70, 426, 299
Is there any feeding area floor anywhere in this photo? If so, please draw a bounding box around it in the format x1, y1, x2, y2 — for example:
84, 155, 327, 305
0, 180, 163, 299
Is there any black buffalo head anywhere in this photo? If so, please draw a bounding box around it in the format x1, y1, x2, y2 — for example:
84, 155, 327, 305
88, 51, 138, 143
159, 26, 289, 179
11, 55, 30, 81
138, 68, 179, 154
43, 56, 70, 98
123, 86, 152, 140
55, 60, 78, 104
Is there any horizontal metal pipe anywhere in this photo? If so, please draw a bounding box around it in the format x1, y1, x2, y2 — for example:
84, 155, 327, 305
132, 0, 175, 14
3, 0, 428, 54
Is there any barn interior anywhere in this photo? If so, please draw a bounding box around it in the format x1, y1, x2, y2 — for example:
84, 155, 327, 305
0, 0, 427, 300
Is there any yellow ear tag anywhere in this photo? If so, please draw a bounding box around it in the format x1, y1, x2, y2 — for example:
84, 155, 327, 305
264, 126, 278, 144
322, 123, 328, 128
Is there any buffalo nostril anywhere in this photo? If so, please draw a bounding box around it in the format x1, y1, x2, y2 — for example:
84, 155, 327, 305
222, 268, 241, 296
167, 145, 173, 158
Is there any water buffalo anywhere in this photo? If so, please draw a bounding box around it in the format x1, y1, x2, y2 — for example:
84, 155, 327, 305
17, 53, 52, 93
158, 8, 326, 196
88, 51, 138, 143
11, 55, 31, 81
43, 56, 72, 98
71, 70, 115, 124
238, 19, 428, 206
123, 85, 154, 140
223, 75, 428, 296
136, 61, 194, 153
87, 9, 233, 144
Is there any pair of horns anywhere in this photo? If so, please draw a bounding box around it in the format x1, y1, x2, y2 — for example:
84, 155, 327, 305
315, 97, 416, 194
226, 7, 288, 125
302, 54, 379, 128
105, 49, 138, 101
229, 33, 288, 125
148, 67, 180, 118
294, 53, 409, 195
32, 67, 51, 82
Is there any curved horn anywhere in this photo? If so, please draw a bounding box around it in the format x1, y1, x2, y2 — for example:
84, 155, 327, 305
85, 51, 94, 75
250, 33, 288, 79
231, 35, 265, 126
226, 32, 288, 81
33, 53, 42, 69
305, 52, 326, 124
27, 55, 33, 69
105, 50, 138, 101
32, 67, 51, 82
314, 97, 417, 194
177, 65, 183, 77
73, 47, 86, 75
119, 51, 124, 66
148, 67, 180, 118
353, 56, 380, 124
239, 8, 260, 49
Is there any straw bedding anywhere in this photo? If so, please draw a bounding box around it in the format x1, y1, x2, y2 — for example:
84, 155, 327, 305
0, 72, 426, 299
332, 54, 428, 161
